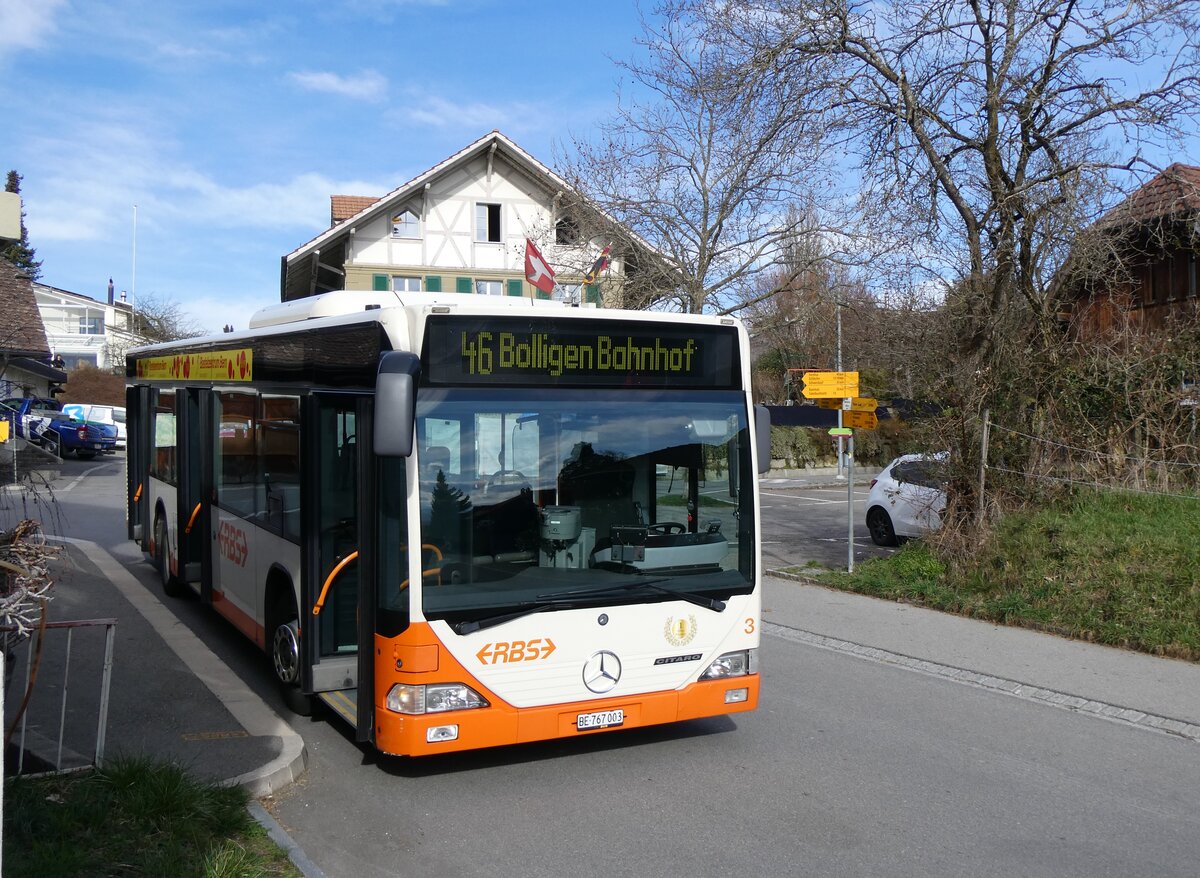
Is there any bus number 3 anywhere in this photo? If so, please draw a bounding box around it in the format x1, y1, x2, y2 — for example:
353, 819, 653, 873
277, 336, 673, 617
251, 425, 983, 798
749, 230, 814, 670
476, 638, 558, 665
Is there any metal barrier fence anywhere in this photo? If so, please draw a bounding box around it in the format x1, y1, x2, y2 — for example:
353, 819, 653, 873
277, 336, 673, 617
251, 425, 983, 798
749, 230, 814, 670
4, 618, 117, 777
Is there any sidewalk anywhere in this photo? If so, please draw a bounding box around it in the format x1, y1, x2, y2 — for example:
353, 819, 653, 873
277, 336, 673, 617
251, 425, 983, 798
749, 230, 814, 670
11, 534, 306, 796
763, 573, 1200, 738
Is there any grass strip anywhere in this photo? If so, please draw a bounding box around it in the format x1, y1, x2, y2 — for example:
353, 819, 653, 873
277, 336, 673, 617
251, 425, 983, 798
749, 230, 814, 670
4, 755, 301, 878
813, 489, 1200, 661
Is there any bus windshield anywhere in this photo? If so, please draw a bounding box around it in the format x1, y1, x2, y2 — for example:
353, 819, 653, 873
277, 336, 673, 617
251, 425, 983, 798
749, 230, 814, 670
412, 387, 753, 628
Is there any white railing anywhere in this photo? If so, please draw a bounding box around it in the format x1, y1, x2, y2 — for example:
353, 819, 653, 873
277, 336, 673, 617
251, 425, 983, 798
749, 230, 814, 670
4, 618, 117, 776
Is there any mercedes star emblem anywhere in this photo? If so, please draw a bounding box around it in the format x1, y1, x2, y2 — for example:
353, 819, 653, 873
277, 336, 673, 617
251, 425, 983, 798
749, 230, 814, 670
582, 650, 622, 694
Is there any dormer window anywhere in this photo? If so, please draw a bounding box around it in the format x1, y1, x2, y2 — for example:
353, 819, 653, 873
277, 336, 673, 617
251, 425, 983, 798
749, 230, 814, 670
391, 208, 420, 238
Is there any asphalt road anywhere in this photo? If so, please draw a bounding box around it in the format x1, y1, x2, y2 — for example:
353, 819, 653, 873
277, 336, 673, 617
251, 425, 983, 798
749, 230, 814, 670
758, 476, 896, 572
26, 456, 1200, 878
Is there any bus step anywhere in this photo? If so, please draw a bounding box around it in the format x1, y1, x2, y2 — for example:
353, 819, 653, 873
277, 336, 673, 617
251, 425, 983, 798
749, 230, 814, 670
316, 688, 357, 726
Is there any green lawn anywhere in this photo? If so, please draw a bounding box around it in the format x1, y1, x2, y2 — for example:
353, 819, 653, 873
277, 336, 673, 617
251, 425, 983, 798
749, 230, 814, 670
4, 756, 301, 878
807, 490, 1200, 661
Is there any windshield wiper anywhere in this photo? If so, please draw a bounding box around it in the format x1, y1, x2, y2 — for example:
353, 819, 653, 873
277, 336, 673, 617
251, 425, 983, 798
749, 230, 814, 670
452, 599, 577, 635
538, 578, 726, 613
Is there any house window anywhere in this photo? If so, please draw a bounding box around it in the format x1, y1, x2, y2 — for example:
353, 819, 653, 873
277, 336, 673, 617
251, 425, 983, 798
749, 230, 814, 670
392, 276, 422, 293
476, 203, 501, 243
555, 216, 580, 245
79, 316, 104, 335
476, 280, 503, 296
391, 209, 420, 238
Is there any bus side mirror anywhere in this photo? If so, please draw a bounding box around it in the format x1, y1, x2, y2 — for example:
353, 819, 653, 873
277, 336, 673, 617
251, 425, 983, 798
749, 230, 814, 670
375, 352, 421, 457
755, 405, 771, 475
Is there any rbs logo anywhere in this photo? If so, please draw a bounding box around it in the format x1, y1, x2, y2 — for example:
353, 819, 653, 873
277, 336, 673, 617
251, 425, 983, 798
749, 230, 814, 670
217, 521, 248, 567
476, 638, 557, 665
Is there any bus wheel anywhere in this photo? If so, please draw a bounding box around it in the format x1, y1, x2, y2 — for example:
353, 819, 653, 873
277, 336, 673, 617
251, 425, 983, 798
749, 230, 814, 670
271, 602, 312, 716
154, 516, 184, 597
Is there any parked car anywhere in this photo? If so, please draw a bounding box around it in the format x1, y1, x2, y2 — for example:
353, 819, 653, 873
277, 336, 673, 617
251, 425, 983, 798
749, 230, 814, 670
0, 397, 118, 460
61, 403, 126, 449
865, 452, 948, 546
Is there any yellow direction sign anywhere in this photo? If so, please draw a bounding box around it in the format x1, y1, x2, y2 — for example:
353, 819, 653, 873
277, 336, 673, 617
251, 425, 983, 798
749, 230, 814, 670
843, 410, 878, 430
801, 371, 859, 399
817, 397, 879, 411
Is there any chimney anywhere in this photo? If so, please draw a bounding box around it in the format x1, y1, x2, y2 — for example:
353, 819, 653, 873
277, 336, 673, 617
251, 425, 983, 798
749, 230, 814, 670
120, 290, 127, 303
107, 277, 115, 305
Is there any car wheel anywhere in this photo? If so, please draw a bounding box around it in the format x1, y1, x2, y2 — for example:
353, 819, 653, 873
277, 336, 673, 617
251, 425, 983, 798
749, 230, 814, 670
866, 507, 898, 547
271, 597, 313, 716
155, 516, 184, 597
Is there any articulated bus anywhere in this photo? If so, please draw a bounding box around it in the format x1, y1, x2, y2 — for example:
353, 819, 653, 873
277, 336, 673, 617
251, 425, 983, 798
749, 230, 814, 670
126, 290, 769, 756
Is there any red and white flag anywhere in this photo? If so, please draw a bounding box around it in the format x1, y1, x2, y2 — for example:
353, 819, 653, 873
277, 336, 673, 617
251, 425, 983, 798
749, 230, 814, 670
524, 238, 557, 294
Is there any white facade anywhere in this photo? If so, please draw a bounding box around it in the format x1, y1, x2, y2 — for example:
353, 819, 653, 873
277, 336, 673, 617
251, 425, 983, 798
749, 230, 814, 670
34, 283, 140, 371
283, 132, 632, 305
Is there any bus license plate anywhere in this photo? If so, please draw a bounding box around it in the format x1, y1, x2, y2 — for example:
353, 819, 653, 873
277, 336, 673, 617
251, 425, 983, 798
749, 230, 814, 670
577, 709, 624, 730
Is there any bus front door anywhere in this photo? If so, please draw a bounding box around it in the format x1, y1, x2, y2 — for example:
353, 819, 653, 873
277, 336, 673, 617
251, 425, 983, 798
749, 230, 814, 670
176, 388, 208, 589
304, 394, 368, 737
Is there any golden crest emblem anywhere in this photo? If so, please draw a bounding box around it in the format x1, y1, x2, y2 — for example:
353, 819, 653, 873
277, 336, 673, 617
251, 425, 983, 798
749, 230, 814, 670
664, 614, 698, 647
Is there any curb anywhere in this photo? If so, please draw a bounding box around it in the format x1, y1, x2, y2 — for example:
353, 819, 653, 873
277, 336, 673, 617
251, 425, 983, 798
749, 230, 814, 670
248, 801, 328, 878
55, 536, 308, 796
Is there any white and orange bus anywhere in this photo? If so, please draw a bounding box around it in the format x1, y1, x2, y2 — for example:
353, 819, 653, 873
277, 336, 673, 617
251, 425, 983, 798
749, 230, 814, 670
126, 290, 768, 756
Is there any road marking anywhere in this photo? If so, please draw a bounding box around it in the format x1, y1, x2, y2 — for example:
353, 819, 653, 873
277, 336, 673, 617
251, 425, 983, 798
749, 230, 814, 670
764, 620, 1200, 745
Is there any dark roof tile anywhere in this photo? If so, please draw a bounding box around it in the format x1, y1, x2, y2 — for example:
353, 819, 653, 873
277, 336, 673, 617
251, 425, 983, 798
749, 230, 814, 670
0, 259, 51, 357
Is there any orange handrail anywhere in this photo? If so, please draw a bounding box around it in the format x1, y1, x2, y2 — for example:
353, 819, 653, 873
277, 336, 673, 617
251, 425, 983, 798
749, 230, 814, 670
313, 551, 359, 617
399, 543, 444, 591
133, 483, 142, 502
184, 502, 202, 535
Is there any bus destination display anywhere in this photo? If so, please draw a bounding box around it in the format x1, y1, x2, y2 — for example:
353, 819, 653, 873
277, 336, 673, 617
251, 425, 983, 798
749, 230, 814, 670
424, 317, 740, 388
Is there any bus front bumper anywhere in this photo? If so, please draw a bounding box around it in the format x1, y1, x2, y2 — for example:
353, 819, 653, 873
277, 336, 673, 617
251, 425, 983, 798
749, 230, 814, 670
373, 673, 760, 757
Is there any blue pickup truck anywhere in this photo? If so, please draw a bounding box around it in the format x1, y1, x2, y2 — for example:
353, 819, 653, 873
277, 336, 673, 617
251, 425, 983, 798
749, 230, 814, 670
0, 397, 118, 460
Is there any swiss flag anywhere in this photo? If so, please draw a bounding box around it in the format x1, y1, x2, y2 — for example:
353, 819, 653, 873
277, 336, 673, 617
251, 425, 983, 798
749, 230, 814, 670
524, 238, 557, 294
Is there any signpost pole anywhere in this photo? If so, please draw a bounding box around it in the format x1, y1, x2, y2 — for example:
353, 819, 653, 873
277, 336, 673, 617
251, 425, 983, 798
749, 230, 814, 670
847, 433, 855, 573
836, 303, 844, 478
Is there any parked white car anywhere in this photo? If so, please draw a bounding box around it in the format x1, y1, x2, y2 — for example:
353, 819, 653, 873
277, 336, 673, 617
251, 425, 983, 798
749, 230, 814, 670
61, 404, 127, 449
865, 453, 947, 546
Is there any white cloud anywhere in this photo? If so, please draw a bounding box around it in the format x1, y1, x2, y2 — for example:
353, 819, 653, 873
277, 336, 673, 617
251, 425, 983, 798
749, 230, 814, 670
23, 111, 388, 243
288, 69, 388, 102
0, 0, 67, 54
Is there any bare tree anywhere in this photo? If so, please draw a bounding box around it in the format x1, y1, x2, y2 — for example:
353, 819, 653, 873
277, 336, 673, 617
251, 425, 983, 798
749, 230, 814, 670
103, 293, 203, 371
559, 8, 839, 313
704, 0, 1200, 356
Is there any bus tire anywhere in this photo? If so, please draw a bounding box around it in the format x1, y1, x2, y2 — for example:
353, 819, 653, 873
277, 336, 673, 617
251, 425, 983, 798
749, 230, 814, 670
269, 592, 312, 716
155, 515, 184, 597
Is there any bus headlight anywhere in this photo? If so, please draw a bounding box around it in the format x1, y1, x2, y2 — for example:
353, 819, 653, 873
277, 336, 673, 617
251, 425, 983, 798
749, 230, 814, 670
386, 683, 489, 715
699, 649, 759, 680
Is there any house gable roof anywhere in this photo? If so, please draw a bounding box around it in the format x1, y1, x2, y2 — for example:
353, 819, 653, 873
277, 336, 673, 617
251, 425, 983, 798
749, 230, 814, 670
1099, 163, 1200, 228
0, 258, 51, 358
286, 130, 572, 266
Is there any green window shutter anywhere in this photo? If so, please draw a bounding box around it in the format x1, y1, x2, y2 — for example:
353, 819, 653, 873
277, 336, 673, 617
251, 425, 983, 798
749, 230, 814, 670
372, 274, 389, 291
536, 288, 550, 300
424, 275, 442, 293
585, 284, 601, 305
507, 279, 524, 297
456, 276, 473, 294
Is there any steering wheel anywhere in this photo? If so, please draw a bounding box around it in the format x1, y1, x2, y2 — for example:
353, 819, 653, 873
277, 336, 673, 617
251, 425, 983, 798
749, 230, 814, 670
484, 469, 528, 493
647, 522, 686, 535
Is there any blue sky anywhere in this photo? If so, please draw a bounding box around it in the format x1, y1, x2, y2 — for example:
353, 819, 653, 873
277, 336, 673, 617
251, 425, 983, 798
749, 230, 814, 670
0, 0, 647, 332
